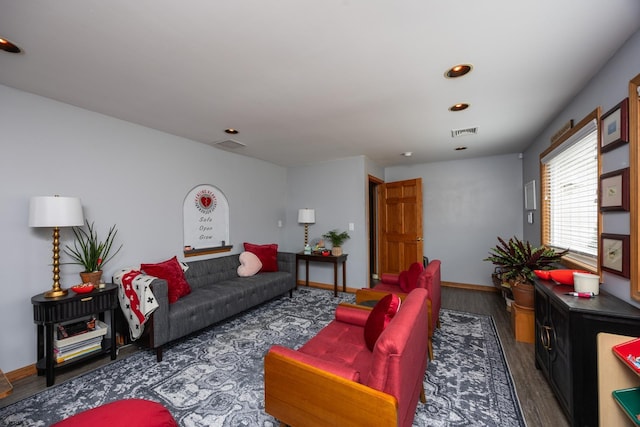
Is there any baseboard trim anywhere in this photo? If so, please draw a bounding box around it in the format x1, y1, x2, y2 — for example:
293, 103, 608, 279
296, 280, 357, 294
442, 281, 499, 293
5, 364, 36, 383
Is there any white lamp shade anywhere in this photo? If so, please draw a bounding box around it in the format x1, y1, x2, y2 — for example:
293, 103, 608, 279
29, 196, 84, 227
298, 208, 315, 224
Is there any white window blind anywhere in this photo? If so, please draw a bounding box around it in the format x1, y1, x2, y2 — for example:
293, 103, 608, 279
541, 119, 598, 260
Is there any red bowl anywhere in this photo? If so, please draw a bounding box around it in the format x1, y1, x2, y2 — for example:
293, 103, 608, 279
534, 270, 552, 280
71, 283, 95, 294
548, 269, 589, 285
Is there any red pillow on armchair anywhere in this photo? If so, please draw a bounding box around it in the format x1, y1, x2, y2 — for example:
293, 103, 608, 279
399, 262, 424, 292
364, 293, 402, 351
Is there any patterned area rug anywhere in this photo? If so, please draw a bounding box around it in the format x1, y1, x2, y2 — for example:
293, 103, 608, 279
0, 288, 525, 426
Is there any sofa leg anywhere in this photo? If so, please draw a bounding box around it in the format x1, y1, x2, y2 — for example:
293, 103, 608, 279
289, 290, 293, 298
156, 347, 163, 362
420, 384, 426, 404
437, 319, 441, 329
428, 339, 434, 361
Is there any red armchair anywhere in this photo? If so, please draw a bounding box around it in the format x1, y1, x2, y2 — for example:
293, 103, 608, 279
264, 288, 430, 427
356, 259, 441, 360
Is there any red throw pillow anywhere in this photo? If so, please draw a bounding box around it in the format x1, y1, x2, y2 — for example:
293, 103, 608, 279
141, 256, 191, 304
243, 242, 278, 272
400, 262, 424, 292
364, 294, 402, 351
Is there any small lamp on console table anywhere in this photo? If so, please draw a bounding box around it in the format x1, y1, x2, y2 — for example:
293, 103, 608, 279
297, 208, 315, 249
29, 195, 84, 298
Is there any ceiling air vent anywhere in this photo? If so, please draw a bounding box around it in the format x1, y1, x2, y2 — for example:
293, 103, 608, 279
451, 127, 478, 138
213, 139, 246, 149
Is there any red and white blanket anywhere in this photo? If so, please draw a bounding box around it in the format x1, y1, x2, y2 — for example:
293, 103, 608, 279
113, 268, 159, 340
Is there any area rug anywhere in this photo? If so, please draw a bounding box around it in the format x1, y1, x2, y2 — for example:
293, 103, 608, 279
0, 288, 525, 426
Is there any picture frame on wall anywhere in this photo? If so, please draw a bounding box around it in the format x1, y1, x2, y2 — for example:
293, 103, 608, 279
600, 233, 630, 278
600, 98, 629, 152
599, 167, 629, 211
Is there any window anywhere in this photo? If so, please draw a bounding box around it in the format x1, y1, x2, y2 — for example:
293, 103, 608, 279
540, 110, 599, 270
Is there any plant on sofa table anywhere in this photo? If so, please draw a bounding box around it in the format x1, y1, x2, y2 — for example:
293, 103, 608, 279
65, 220, 122, 283
484, 236, 567, 308
322, 229, 350, 256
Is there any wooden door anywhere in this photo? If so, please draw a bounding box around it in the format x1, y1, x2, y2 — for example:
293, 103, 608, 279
378, 178, 423, 275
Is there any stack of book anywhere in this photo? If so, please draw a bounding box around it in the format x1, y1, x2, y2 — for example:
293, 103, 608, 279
54, 318, 108, 364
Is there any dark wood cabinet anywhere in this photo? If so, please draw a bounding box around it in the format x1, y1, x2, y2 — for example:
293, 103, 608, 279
534, 280, 640, 426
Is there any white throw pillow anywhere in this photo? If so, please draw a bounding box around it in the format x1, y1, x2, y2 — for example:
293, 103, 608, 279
237, 251, 263, 277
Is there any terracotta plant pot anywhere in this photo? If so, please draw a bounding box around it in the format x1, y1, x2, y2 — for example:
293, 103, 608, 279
80, 270, 103, 285
511, 280, 534, 308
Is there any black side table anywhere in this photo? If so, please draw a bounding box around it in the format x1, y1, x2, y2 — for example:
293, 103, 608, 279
296, 252, 348, 297
31, 283, 118, 386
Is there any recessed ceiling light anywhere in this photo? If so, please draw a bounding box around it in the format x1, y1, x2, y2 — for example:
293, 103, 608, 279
454, 146, 468, 151
445, 64, 473, 79
401, 152, 413, 157
449, 103, 470, 112
224, 128, 239, 134
0, 37, 22, 53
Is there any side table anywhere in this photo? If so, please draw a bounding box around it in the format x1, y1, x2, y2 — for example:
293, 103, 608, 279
296, 252, 348, 297
31, 283, 118, 386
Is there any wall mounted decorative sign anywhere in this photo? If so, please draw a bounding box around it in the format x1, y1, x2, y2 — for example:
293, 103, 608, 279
600, 233, 630, 278
600, 98, 629, 153
599, 167, 629, 211
524, 180, 536, 210
183, 184, 230, 256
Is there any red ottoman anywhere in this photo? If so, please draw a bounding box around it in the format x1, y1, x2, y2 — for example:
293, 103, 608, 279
51, 398, 178, 427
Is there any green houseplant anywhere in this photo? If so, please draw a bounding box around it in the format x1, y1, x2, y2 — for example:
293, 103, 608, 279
484, 236, 567, 308
322, 229, 350, 256
65, 220, 123, 284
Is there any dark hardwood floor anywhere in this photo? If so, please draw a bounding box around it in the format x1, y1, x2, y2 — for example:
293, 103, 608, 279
442, 286, 569, 427
1, 286, 568, 426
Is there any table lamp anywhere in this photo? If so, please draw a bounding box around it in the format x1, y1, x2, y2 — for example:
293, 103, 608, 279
297, 208, 315, 247
29, 195, 84, 298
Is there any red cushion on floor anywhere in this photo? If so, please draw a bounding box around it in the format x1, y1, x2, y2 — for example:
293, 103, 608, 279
51, 399, 178, 427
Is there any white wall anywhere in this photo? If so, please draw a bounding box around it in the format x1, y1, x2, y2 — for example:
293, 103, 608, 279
522, 28, 640, 306
0, 85, 288, 372
385, 153, 524, 287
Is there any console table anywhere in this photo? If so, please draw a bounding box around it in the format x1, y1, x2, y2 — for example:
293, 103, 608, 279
31, 283, 118, 386
296, 252, 348, 297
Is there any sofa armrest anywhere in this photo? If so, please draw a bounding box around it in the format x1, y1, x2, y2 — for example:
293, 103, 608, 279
334, 304, 371, 326
264, 349, 398, 427
277, 252, 296, 289
355, 288, 407, 304
379, 273, 400, 285
148, 278, 170, 348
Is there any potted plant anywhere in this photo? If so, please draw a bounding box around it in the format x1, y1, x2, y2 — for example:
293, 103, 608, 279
65, 220, 123, 284
484, 236, 567, 308
322, 229, 350, 256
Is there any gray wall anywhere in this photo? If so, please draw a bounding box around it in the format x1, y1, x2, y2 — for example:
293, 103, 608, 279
385, 154, 524, 287
0, 84, 288, 372
522, 29, 640, 306
285, 156, 368, 288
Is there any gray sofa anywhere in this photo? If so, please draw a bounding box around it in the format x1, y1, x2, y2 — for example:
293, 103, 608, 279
145, 251, 296, 361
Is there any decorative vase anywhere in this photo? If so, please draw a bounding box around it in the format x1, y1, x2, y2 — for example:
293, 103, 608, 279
511, 280, 534, 308
80, 270, 103, 285
331, 247, 343, 256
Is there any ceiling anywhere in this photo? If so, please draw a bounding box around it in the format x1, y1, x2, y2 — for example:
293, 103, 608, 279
1, 1, 639, 167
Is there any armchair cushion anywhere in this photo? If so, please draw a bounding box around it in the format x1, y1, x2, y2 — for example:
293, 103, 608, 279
364, 293, 401, 351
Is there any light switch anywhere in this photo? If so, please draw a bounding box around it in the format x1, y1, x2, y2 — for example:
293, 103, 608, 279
348, 222, 355, 231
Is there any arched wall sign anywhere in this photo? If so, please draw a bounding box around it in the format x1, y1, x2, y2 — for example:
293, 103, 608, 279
183, 184, 231, 256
